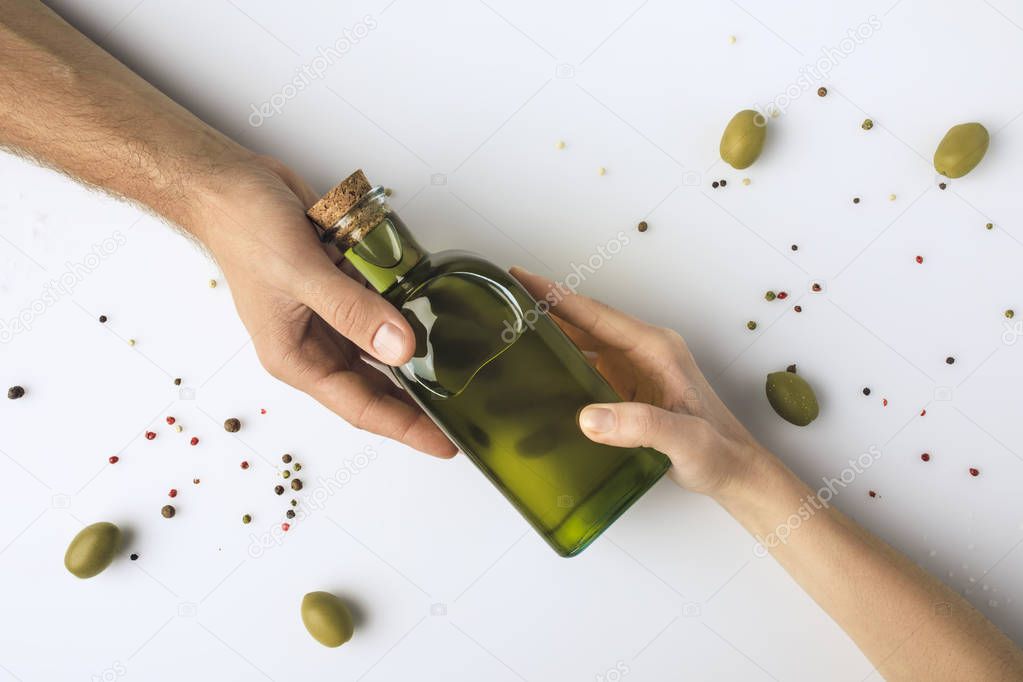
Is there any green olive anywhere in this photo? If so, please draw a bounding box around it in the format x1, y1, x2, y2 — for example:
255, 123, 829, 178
64, 522, 121, 579
720, 109, 768, 169
301, 591, 354, 648
933, 123, 989, 178
765, 371, 819, 427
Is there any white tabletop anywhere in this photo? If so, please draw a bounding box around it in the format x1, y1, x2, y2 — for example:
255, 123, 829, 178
2, 1, 1023, 680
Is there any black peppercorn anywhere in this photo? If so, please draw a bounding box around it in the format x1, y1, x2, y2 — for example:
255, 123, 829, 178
7, 386, 25, 400
161, 505, 175, 518
712, 181, 719, 188
224, 418, 241, 433
286, 510, 295, 519
863, 387, 871, 396
274, 485, 285, 496
817, 87, 827, 97
939, 182, 947, 190
282, 454, 293, 464
130, 553, 139, 561
291, 479, 303, 491
720, 179, 727, 187
946, 356, 955, 365
98, 315, 108, 323
173, 378, 182, 386
637, 221, 648, 233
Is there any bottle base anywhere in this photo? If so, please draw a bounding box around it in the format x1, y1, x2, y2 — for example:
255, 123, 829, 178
544, 453, 670, 558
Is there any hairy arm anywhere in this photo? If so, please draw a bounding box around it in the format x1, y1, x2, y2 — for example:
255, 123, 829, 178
0, 0, 455, 456
0, 0, 246, 234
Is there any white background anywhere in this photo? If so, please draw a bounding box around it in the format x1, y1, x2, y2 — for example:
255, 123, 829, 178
2, 1, 1023, 680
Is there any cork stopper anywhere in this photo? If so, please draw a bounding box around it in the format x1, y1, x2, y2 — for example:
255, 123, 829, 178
307, 169, 372, 231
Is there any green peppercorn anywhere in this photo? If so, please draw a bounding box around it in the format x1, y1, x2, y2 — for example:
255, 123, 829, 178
293, 463, 302, 472
765, 291, 776, 301
242, 514, 252, 524
282, 470, 291, 479
290, 499, 298, 507
746, 321, 757, 331
1006, 309, 1015, 319
986, 222, 994, 230
861, 119, 874, 130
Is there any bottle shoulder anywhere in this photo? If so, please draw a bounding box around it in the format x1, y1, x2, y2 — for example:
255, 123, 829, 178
406, 250, 513, 284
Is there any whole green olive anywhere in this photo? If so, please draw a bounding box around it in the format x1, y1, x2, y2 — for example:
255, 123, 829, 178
301, 591, 354, 648
933, 122, 989, 178
64, 522, 121, 579
720, 109, 768, 169
765, 371, 819, 427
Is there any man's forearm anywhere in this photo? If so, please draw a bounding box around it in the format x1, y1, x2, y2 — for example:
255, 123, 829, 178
0, 0, 249, 233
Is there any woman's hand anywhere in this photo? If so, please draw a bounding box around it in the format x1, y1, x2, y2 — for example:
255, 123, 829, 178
511, 267, 766, 497
188, 155, 455, 457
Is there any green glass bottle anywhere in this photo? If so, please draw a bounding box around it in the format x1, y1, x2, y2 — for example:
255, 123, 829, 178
308, 171, 670, 556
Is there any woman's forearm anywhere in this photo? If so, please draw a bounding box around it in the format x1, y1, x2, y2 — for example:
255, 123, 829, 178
0, 0, 248, 235
715, 451, 1023, 680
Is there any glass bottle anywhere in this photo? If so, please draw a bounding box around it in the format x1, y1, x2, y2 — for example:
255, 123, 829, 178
307, 171, 670, 556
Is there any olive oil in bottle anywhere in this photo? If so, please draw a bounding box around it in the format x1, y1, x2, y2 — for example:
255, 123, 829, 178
307, 171, 670, 556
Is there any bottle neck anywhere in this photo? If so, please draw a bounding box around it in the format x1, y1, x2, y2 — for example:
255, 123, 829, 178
338, 189, 427, 294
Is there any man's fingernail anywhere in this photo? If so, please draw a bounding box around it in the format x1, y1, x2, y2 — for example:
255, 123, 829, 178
372, 322, 406, 364
580, 407, 616, 434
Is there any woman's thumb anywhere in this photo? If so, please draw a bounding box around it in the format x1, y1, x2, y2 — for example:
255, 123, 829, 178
578, 402, 684, 453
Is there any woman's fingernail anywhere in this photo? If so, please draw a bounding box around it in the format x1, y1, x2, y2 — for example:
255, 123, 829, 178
372, 322, 406, 365
580, 407, 616, 434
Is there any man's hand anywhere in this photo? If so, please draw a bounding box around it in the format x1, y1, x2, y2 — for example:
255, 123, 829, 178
0, 1, 455, 457
189, 156, 456, 457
